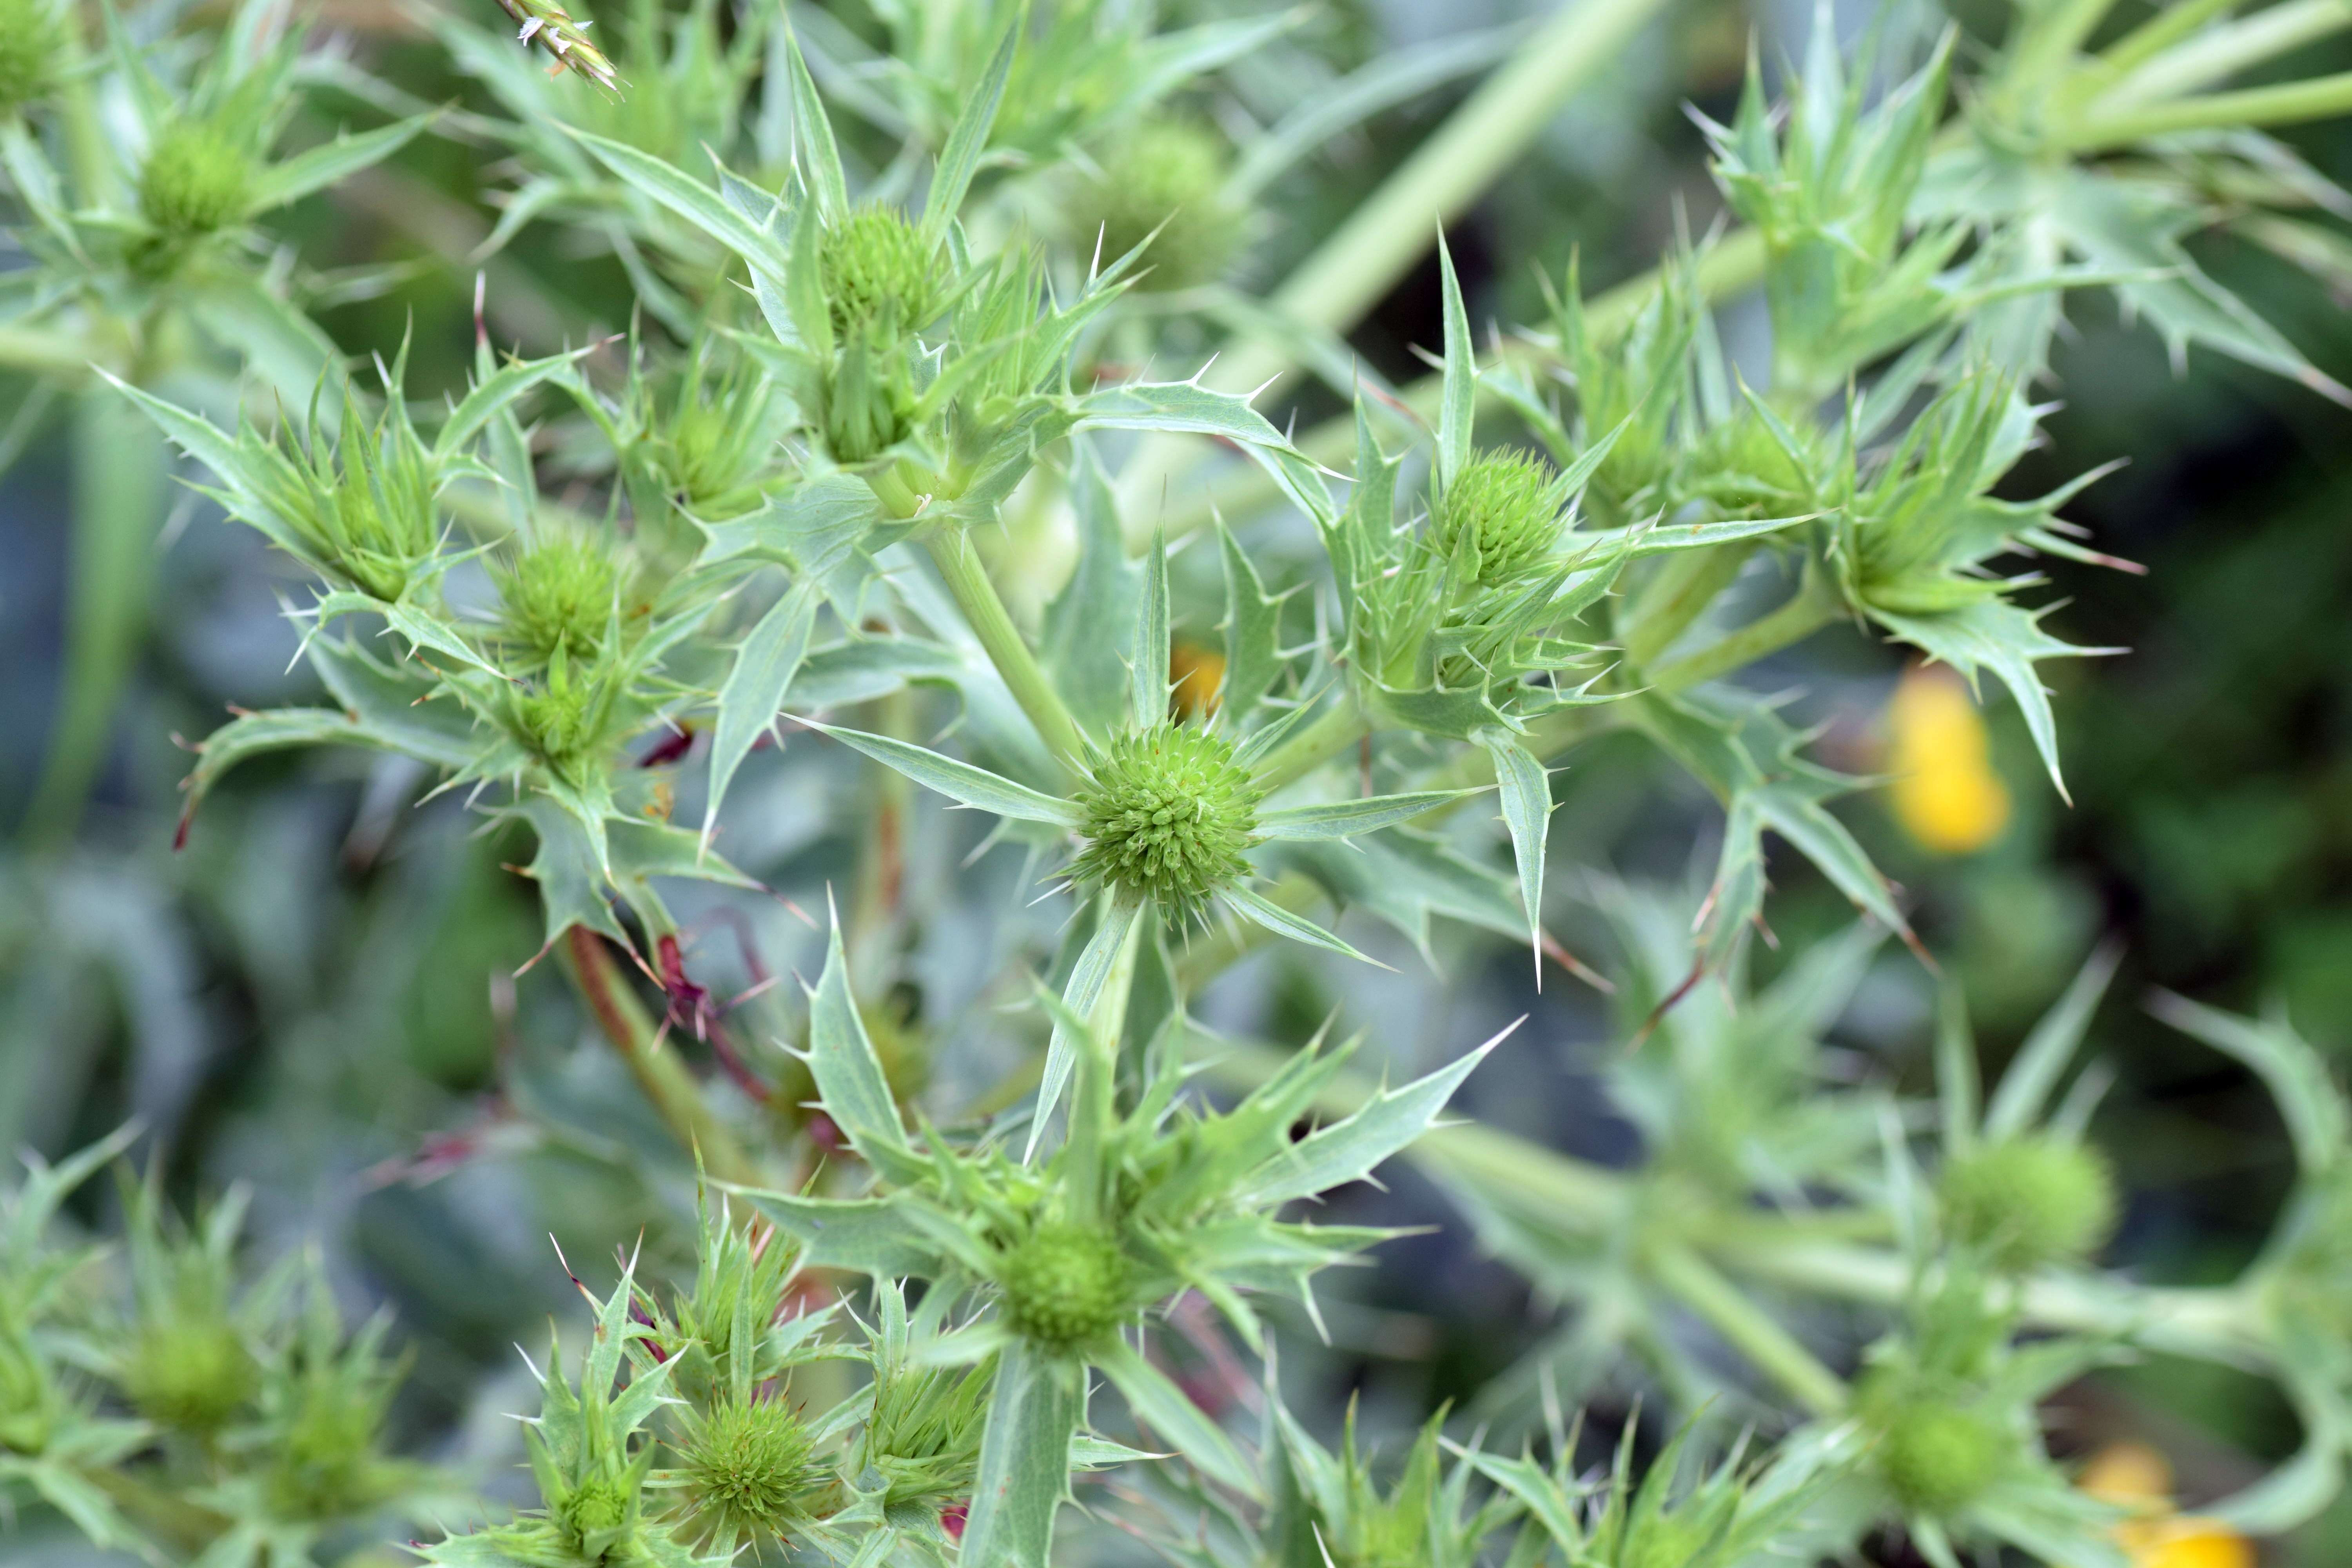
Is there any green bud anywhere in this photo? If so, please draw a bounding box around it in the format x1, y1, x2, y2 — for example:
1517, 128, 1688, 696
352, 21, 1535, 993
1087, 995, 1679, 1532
564, 1474, 631, 1539
1621, 1514, 1711, 1568
1071, 115, 1238, 292
496, 536, 619, 666
673, 1393, 820, 1543
125, 1317, 257, 1433
511, 646, 609, 773
1433, 451, 1563, 587
1071, 722, 1261, 921
820, 338, 916, 466
820, 205, 938, 341
996, 1223, 1132, 1349
1940, 1134, 2118, 1274
270, 1387, 385, 1517
0, 1327, 54, 1455
140, 121, 252, 238
1868, 1394, 2005, 1516
0, 0, 63, 116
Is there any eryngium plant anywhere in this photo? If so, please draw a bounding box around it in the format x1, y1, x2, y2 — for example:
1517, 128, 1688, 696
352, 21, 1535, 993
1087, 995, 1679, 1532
4, 0, 2352, 1564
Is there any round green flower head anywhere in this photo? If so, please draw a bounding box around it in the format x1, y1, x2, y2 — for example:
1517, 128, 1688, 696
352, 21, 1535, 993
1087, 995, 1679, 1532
269, 1388, 383, 1517
564, 1474, 630, 1538
1868, 1394, 2005, 1516
140, 121, 252, 237
0, 0, 63, 115
1939, 1134, 2118, 1274
820, 205, 938, 339
497, 536, 619, 665
124, 1318, 256, 1433
1434, 450, 1565, 587
1072, 722, 1261, 921
675, 1394, 820, 1543
1072, 115, 1238, 292
996, 1223, 1132, 1349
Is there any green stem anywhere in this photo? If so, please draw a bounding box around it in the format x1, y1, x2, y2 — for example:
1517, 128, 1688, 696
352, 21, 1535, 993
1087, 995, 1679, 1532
920, 528, 1088, 772
22, 391, 168, 844
2006, 0, 2127, 100
1621, 541, 1759, 671
560, 927, 757, 1185
1644, 1240, 1849, 1417
2081, 0, 2352, 111
1070, 899, 1144, 1225
0, 327, 99, 379
2085, 0, 2245, 82
1248, 696, 1369, 793
2065, 68, 2352, 146
1121, 0, 1681, 517
1646, 576, 1840, 695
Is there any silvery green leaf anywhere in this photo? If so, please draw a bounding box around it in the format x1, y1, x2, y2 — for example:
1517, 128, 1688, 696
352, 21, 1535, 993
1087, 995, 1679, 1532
788, 637, 964, 710
1221, 883, 1388, 968
960, 1341, 1082, 1568
1094, 1337, 1259, 1499
245, 112, 437, 214
1436, 232, 1474, 490
1981, 943, 2122, 1142
175, 709, 407, 849
519, 797, 626, 952
808, 724, 1081, 827
1257, 789, 1475, 841
2149, 992, 2347, 1173
1042, 443, 1140, 736
1074, 381, 1286, 447
781, 25, 849, 221
1479, 731, 1552, 958
1235, 1024, 1506, 1209
432, 345, 593, 465
1256, 829, 1522, 962
1132, 529, 1171, 732
100, 376, 310, 564
806, 917, 928, 1185
1575, 513, 1813, 559
1870, 596, 2118, 799
727, 1190, 951, 1277
705, 584, 818, 837
1031, 898, 1144, 1162
1216, 520, 1285, 724
570, 131, 792, 286
919, 14, 1015, 247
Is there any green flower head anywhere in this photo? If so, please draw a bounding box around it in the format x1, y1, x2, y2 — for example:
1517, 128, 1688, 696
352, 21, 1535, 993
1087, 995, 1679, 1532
1940, 1134, 2118, 1274
1071, 722, 1261, 921
673, 1393, 821, 1544
820, 205, 939, 340
0, 0, 63, 115
995, 1223, 1132, 1350
1072, 114, 1238, 291
496, 535, 619, 667
140, 121, 252, 238
1432, 450, 1565, 587
564, 1473, 631, 1539
1861, 1377, 2005, 1516
125, 1316, 256, 1433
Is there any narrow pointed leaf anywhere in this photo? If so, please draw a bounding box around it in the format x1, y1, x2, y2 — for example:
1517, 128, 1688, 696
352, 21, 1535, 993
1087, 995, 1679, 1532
808, 724, 1082, 826
1095, 1338, 1261, 1499
782, 27, 849, 221
960, 1340, 1082, 1568
1221, 883, 1387, 968
1983, 943, 2122, 1142
1237, 1024, 1508, 1208
807, 918, 928, 1185
1030, 898, 1144, 1162
1132, 530, 1170, 731
706, 585, 819, 836
571, 130, 791, 284
245, 112, 436, 213
1258, 789, 1477, 841
920, 15, 1015, 247
1436, 232, 1474, 490
1480, 731, 1551, 953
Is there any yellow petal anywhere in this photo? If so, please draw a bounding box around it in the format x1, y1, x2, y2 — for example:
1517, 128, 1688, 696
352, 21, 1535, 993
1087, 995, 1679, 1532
1170, 644, 1225, 720
2080, 1442, 2175, 1504
2138, 1519, 2254, 1568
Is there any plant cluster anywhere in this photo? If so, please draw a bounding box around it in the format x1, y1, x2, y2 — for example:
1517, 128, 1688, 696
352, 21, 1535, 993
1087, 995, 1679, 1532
4, 0, 2352, 1564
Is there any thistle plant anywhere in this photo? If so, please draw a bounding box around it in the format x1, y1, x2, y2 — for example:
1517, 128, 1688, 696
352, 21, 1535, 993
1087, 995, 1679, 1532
5, 0, 2352, 1566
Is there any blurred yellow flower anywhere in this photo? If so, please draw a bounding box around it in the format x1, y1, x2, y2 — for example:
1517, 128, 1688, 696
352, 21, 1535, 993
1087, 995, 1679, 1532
1887, 664, 2011, 855
1170, 643, 1225, 720
2078, 1442, 2254, 1568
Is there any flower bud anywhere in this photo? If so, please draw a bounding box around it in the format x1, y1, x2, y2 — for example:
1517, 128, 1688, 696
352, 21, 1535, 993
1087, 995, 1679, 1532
0, 0, 64, 116
140, 121, 252, 238
1072, 722, 1261, 922
1432, 450, 1564, 588
125, 1316, 257, 1433
563, 1474, 631, 1541
1070, 115, 1238, 292
675, 1394, 820, 1542
996, 1223, 1132, 1349
496, 536, 619, 666
820, 205, 939, 341
1940, 1134, 2117, 1274
1859, 1376, 2006, 1517
0, 1329, 54, 1455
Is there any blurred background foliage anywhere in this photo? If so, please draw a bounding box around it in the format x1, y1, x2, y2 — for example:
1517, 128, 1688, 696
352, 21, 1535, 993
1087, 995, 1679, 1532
0, 0, 2348, 1562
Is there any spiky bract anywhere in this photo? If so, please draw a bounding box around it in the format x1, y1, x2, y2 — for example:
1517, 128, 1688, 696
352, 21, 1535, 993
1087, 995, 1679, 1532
1071, 722, 1259, 920
995, 1224, 1132, 1350
497, 537, 619, 666
1433, 450, 1564, 587
1940, 1135, 2118, 1274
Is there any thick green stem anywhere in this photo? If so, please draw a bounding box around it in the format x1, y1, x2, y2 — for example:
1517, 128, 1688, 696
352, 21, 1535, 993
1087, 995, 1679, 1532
1644, 1239, 1849, 1417
921, 529, 1088, 772
560, 927, 757, 1185
1248, 696, 1369, 793
2082, 0, 2352, 110
1646, 576, 1840, 695
1621, 542, 1759, 671
2065, 67, 2352, 145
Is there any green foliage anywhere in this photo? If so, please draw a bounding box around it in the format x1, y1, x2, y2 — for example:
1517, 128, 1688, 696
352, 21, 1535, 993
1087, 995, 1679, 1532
139, 121, 253, 238
0, 0, 62, 116
1071, 722, 1261, 924
1070, 114, 1238, 290
1940, 1134, 2120, 1274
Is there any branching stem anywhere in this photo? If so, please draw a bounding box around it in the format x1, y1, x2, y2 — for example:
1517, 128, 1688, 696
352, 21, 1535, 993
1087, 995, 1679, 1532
560, 926, 757, 1185
921, 528, 1089, 773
